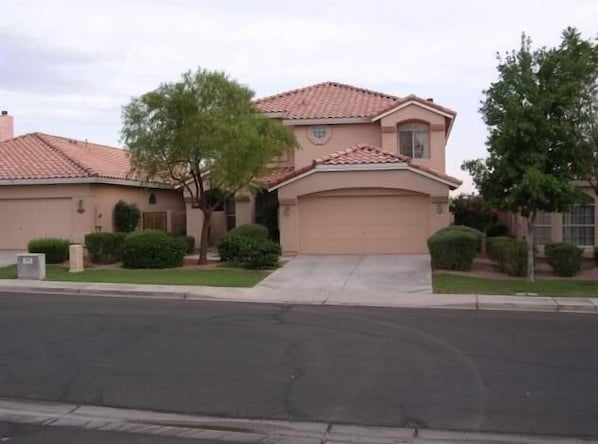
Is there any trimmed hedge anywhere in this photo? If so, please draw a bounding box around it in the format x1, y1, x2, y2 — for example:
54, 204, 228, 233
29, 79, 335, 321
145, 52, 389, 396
121, 230, 186, 269
235, 238, 281, 269
27, 238, 70, 264
226, 224, 270, 241
427, 228, 479, 271
545, 242, 583, 277
486, 236, 513, 262
84, 232, 126, 264
498, 239, 528, 277
217, 224, 271, 262
217, 223, 280, 268
435, 225, 483, 252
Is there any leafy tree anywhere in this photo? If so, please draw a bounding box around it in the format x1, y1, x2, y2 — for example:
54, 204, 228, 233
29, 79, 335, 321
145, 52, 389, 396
121, 68, 295, 264
450, 193, 496, 232
463, 29, 593, 282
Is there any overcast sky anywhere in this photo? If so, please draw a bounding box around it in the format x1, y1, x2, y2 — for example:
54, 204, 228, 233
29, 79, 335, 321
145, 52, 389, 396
1, 0, 597, 193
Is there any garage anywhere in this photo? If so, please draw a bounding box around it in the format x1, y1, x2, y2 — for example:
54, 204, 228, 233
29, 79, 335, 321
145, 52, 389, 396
298, 194, 430, 254
0, 198, 73, 249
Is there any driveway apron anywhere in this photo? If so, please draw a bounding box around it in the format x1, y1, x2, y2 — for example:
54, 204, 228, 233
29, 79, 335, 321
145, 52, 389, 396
258, 254, 432, 294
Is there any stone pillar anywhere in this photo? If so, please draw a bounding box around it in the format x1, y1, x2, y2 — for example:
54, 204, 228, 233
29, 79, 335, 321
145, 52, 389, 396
69, 244, 84, 273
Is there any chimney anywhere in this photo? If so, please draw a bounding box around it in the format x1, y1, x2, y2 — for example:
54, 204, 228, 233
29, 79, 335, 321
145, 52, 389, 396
426, 98, 434, 103
0, 111, 14, 142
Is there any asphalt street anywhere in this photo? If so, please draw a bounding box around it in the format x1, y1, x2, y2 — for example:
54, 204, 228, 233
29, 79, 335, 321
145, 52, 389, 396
0, 293, 597, 439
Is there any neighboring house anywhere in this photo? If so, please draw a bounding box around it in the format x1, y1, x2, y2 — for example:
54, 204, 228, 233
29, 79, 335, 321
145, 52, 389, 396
187, 82, 461, 254
499, 186, 597, 255
0, 113, 185, 250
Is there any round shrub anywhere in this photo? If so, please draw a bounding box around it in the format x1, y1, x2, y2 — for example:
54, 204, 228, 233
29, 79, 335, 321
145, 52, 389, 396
217, 224, 271, 262
427, 229, 478, 271
84, 232, 127, 264
545, 242, 583, 277
435, 225, 483, 252
236, 238, 281, 269
173, 235, 195, 254
226, 223, 270, 241
27, 238, 70, 264
121, 230, 186, 269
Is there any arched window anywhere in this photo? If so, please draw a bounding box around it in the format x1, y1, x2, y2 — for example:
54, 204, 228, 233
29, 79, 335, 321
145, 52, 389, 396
398, 122, 429, 158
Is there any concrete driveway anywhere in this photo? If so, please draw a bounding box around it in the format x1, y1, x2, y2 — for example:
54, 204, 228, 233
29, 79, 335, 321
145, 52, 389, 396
259, 255, 432, 294
0, 251, 22, 267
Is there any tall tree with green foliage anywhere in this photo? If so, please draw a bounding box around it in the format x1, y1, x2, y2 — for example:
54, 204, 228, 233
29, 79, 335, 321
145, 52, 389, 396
121, 68, 295, 264
463, 28, 594, 282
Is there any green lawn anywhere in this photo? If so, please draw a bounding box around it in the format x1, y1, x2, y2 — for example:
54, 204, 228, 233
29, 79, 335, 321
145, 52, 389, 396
0, 265, 269, 287
433, 273, 598, 297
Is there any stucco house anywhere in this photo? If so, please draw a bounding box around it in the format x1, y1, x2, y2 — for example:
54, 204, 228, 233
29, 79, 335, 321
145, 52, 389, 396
186, 82, 462, 254
499, 186, 597, 255
0, 112, 185, 250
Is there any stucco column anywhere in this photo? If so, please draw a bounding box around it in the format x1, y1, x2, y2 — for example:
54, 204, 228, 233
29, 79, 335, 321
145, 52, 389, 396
429, 196, 450, 236
234, 193, 255, 227
279, 198, 298, 255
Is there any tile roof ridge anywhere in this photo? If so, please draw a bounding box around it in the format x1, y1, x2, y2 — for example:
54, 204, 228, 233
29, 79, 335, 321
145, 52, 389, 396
254, 81, 400, 105
33, 132, 98, 177
36, 132, 125, 152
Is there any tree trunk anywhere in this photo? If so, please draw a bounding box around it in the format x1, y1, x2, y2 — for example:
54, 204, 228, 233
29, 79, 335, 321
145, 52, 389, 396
198, 210, 212, 265
526, 214, 536, 283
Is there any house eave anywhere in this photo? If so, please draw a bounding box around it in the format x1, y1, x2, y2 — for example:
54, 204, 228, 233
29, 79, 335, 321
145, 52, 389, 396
0, 177, 174, 189
282, 117, 371, 126
372, 100, 456, 121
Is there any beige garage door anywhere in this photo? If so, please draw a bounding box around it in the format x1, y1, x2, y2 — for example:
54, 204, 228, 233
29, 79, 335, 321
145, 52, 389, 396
298, 194, 429, 254
0, 199, 72, 249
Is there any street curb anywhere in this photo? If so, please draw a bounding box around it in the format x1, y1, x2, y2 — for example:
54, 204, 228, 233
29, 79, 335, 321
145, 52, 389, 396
0, 396, 594, 444
0, 282, 597, 315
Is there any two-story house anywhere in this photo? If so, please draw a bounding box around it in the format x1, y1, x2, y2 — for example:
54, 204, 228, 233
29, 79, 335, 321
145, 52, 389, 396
186, 82, 462, 255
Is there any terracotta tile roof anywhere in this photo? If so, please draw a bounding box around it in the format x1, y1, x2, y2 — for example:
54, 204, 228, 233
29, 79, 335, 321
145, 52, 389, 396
253, 82, 456, 121
254, 82, 400, 120
266, 144, 462, 188
0, 132, 142, 182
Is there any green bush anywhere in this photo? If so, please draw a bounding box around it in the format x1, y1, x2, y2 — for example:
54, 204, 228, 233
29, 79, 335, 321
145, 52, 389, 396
121, 230, 186, 269
27, 238, 70, 264
217, 224, 271, 262
113, 200, 141, 232
497, 239, 528, 277
436, 225, 483, 252
486, 222, 509, 238
486, 236, 513, 262
84, 232, 126, 264
235, 238, 281, 269
545, 242, 583, 277
173, 235, 195, 254
427, 229, 479, 271
217, 224, 280, 269
226, 223, 270, 241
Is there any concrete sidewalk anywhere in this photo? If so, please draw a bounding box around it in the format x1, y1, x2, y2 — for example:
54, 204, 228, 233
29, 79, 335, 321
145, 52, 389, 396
0, 279, 596, 314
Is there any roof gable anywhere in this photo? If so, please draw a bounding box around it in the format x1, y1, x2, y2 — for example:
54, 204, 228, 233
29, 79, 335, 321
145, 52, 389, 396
265, 144, 461, 190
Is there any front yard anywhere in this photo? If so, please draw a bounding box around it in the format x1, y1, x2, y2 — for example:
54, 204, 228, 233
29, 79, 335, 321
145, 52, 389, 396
0, 265, 269, 287
434, 272, 598, 297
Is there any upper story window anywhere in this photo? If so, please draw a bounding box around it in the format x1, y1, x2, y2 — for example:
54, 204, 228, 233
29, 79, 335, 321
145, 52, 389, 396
398, 122, 430, 158
308, 125, 330, 145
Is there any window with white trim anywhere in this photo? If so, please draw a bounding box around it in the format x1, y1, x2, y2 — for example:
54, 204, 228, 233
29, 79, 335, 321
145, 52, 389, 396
563, 205, 595, 246
398, 123, 430, 158
533, 212, 551, 245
